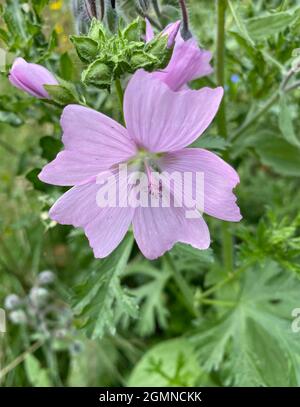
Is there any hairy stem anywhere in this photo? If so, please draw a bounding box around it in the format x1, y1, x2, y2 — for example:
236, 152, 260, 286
179, 0, 192, 39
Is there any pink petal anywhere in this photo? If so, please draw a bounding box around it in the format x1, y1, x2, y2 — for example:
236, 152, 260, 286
49, 182, 103, 227
39, 151, 116, 186
61, 105, 136, 158
49, 174, 134, 258
124, 70, 223, 153
39, 105, 137, 186
162, 21, 181, 48
85, 206, 134, 258
145, 18, 154, 42
9, 57, 58, 98
154, 38, 213, 91
132, 205, 210, 260
159, 148, 242, 222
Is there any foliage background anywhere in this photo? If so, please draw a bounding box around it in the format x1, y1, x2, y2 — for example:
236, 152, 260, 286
0, 0, 300, 387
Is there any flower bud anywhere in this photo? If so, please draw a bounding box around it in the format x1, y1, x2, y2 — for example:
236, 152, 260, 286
4, 294, 22, 311
162, 20, 181, 48
29, 287, 49, 307
38, 271, 56, 285
9, 310, 27, 325
9, 58, 58, 99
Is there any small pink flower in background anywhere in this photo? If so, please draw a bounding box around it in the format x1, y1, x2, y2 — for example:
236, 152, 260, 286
39, 70, 241, 260
146, 19, 213, 91
9, 57, 58, 99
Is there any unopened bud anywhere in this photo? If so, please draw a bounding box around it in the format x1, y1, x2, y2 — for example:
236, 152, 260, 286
4, 294, 22, 310
9, 310, 27, 325
38, 271, 56, 285
163, 20, 181, 48
29, 287, 49, 307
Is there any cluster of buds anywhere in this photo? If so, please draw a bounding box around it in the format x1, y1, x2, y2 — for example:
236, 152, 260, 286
71, 17, 178, 90
3, 271, 73, 342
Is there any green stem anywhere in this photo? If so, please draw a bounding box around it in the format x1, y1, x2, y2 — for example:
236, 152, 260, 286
165, 253, 199, 318
115, 78, 125, 123
216, 0, 227, 140
216, 0, 234, 274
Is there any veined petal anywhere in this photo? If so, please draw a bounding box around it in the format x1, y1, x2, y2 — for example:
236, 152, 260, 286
40, 105, 137, 187
133, 205, 210, 260
49, 170, 135, 258
39, 151, 117, 186
124, 70, 223, 153
159, 148, 242, 222
61, 104, 137, 159
85, 206, 134, 258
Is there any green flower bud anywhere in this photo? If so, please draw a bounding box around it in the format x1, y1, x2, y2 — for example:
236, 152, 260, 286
82, 59, 113, 89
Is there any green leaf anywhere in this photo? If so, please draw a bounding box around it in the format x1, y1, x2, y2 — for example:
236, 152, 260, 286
44, 83, 78, 106
70, 36, 99, 63
124, 262, 171, 336
246, 8, 300, 40
254, 133, 300, 176
228, 0, 255, 47
26, 168, 48, 192
278, 95, 300, 147
59, 52, 75, 81
192, 134, 229, 151
192, 261, 300, 386
40, 136, 63, 161
72, 233, 137, 339
127, 338, 209, 387
24, 354, 51, 387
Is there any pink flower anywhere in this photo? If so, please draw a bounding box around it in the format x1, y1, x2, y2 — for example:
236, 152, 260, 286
39, 70, 241, 260
9, 58, 58, 99
146, 20, 213, 91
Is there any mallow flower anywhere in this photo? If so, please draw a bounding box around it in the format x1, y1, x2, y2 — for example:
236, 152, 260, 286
39, 70, 241, 260
9, 58, 58, 99
145, 19, 213, 91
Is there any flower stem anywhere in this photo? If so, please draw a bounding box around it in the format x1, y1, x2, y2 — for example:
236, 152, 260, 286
115, 77, 124, 123
165, 252, 199, 318
215, 0, 234, 274
179, 0, 192, 39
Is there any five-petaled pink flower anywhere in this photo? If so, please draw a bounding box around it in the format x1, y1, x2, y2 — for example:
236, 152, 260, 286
39, 70, 241, 260
145, 20, 213, 91
9, 58, 58, 99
